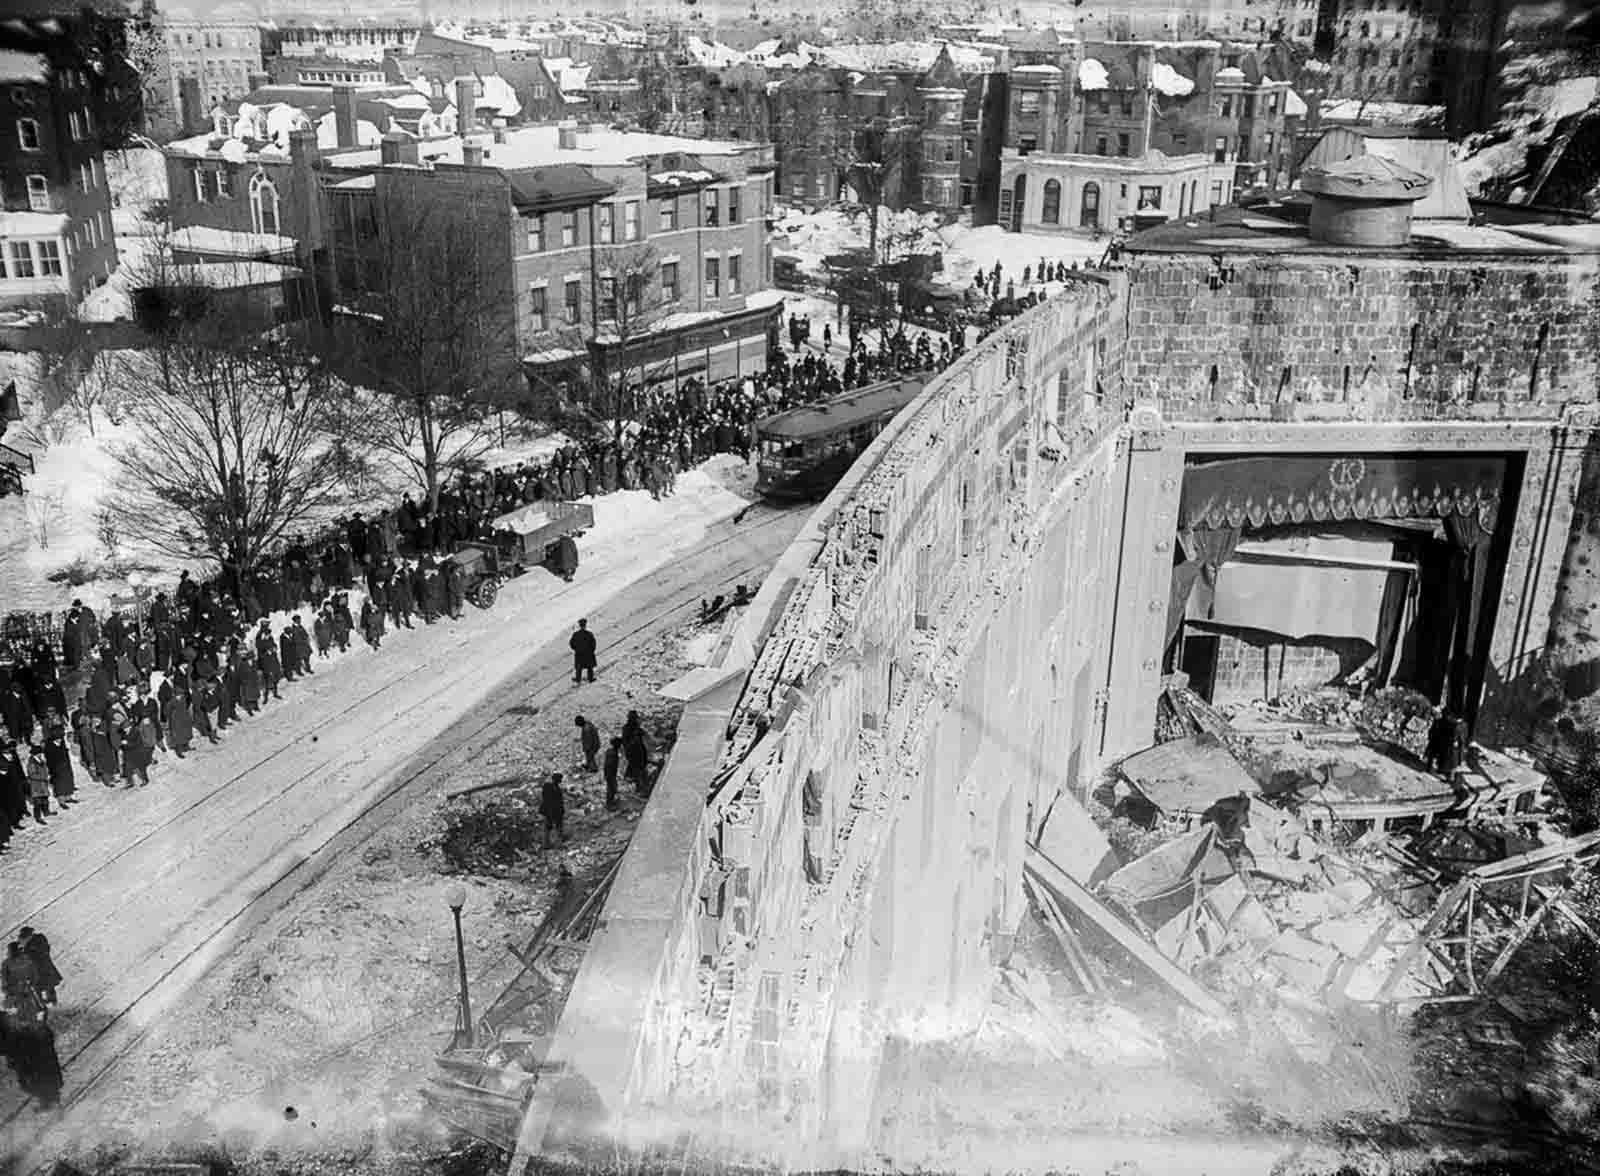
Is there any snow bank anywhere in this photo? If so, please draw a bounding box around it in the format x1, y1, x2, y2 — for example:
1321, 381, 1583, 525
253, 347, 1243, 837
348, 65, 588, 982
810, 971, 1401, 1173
1078, 59, 1108, 92
1151, 62, 1194, 97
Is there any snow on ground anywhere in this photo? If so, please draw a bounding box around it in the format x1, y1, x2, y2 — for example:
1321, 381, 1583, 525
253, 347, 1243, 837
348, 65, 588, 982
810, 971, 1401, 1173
1, 456, 768, 1160
105, 147, 169, 238
1460, 75, 1600, 196
77, 233, 161, 322
934, 222, 1106, 289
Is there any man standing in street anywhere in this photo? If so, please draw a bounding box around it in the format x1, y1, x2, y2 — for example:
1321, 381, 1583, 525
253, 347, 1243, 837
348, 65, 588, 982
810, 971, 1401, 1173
575, 715, 601, 772
17, 928, 60, 1007
569, 619, 597, 686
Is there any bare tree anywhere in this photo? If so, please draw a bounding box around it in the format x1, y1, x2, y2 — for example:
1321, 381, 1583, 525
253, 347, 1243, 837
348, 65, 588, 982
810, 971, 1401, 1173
568, 242, 675, 446
105, 268, 351, 593
329, 181, 517, 511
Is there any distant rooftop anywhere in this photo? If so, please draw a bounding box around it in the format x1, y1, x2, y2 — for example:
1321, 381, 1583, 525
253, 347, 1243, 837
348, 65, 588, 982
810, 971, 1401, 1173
1125, 201, 1600, 257
322, 123, 762, 171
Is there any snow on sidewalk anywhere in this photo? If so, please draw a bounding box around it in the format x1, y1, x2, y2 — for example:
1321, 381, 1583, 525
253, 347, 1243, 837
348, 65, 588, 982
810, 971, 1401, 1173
0, 460, 756, 1144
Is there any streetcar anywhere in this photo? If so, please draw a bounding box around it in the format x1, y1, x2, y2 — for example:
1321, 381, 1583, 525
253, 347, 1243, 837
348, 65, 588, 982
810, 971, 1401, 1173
754, 375, 928, 501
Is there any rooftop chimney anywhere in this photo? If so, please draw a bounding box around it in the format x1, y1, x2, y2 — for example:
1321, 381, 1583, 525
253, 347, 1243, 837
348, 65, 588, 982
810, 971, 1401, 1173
333, 84, 358, 149
1301, 154, 1433, 248
288, 126, 320, 165
455, 77, 477, 134
558, 120, 578, 150
380, 130, 418, 166
492, 117, 507, 144
463, 139, 485, 167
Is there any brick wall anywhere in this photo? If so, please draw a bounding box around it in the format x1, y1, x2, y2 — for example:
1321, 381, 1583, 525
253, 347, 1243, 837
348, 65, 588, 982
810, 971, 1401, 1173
1200, 625, 1368, 705
1122, 251, 1599, 417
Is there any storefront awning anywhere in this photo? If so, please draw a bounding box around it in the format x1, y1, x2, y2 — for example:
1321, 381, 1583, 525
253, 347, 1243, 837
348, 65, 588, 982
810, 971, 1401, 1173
1180, 453, 1507, 533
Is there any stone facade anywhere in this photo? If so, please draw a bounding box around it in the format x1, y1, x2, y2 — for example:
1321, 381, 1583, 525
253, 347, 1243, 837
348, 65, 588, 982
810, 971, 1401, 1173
522, 216, 1600, 1172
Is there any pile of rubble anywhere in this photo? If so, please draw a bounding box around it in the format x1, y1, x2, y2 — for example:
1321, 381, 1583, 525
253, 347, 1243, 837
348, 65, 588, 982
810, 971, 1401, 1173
1021, 684, 1600, 1070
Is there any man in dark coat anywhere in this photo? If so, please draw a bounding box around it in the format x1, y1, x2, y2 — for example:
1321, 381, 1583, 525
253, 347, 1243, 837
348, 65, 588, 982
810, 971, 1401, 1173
390, 565, 415, 630
132, 683, 163, 751
119, 715, 152, 787
540, 771, 567, 849
237, 653, 262, 715
603, 736, 622, 811
621, 710, 650, 795
17, 929, 60, 1006
359, 598, 385, 650
1, 681, 34, 744
279, 629, 299, 683
411, 562, 433, 623
291, 616, 314, 674
166, 688, 194, 757
569, 619, 597, 685
0, 739, 27, 829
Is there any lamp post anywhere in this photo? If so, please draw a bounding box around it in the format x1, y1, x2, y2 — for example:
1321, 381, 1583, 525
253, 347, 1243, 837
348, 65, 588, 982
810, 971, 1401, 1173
446, 883, 474, 1049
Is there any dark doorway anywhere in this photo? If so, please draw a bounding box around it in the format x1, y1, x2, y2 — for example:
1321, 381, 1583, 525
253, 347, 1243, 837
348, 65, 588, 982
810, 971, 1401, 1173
1011, 174, 1027, 232
1180, 633, 1220, 701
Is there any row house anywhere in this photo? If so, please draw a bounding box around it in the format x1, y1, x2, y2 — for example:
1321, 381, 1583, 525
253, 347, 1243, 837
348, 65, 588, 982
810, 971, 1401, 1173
998, 148, 1236, 236
0, 13, 130, 308
268, 23, 422, 61
318, 119, 780, 403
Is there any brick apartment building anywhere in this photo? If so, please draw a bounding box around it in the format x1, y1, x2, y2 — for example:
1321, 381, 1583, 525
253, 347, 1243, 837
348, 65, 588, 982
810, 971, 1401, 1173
319, 116, 779, 403
0, 12, 130, 309
145, 7, 265, 140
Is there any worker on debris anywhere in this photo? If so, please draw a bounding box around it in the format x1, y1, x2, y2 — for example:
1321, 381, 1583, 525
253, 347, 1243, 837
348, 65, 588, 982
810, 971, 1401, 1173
603, 736, 622, 811
540, 771, 567, 850
575, 715, 601, 773
1425, 707, 1466, 776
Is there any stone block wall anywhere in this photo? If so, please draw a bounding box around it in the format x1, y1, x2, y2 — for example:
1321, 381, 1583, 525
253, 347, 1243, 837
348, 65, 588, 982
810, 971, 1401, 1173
1202, 627, 1362, 705
1121, 252, 1599, 419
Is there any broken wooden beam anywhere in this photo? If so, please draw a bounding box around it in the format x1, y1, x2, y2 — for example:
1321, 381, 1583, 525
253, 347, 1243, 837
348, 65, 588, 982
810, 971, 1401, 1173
1024, 847, 1227, 1019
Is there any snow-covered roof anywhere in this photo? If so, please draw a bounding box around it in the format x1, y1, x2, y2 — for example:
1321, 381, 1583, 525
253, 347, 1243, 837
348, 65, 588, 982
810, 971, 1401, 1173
316, 111, 383, 149
1078, 59, 1108, 92
1215, 66, 1246, 83
170, 261, 303, 289
650, 169, 715, 184
1320, 98, 1446, 128
1014, 64, 1062, 75
0, 210, 67, 237
168, 225, 298, 259
325, 122, 760, 171
1151, 62, 1193, 97
331, 174, 377, 189
0, 49, 47, 84
815, 41, 991, 74
1284, 90, 1307, 118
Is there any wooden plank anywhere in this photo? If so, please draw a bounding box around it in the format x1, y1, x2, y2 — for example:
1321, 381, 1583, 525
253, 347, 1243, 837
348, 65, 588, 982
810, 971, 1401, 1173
1375, 879, 1471, 1003
1483, 886, 1561, 987
1024, 848, 1227, 1019
1024, 875, 1096, 995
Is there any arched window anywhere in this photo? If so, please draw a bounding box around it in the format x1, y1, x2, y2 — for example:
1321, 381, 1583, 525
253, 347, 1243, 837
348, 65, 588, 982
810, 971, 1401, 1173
1080, 181, 1100, 228
1041, 178, 1061, 225
250, 172, 280, 236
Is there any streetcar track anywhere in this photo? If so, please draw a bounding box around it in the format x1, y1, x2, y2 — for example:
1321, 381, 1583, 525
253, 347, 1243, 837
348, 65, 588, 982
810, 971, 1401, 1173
1, 505, 794, 935
0, 503, 802, 1157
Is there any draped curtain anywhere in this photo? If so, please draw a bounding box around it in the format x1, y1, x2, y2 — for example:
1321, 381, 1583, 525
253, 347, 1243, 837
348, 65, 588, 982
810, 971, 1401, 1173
1165, 526, 1242, 656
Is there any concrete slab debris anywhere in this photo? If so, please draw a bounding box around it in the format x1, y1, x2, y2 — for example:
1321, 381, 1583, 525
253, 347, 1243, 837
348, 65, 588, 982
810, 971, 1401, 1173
1117, 733, 1260, 817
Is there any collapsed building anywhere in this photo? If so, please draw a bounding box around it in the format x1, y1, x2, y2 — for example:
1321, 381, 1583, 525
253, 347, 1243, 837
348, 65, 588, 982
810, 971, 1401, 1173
423, 149, 1600, 1170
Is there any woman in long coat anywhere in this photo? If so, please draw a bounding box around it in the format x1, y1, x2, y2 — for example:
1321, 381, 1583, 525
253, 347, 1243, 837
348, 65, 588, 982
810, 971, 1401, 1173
43, 731, 73, 805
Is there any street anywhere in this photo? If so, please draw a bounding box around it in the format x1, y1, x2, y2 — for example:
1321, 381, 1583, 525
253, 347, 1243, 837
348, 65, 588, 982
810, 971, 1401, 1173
0, 489, 808, 1168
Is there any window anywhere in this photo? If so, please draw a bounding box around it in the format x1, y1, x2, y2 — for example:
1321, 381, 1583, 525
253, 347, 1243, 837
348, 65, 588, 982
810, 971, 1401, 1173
1120, 93, 1133, 116
78, 162, 93, 193
598, 203, 614, 244
84, 107, 94, 135
623, 200, 639, 241
68, 110, 84, 140
1117, 132, 1130, 156
1137, 185, 1162, 210
1095, 134, 1108, 156
193, 166, 208, 203
964, 136, 974, 156
1220, 95, 1233, 117
564, 278, 581, 324
727, 186, 741, 223
1265, 131, 1276, 155
659, 197, 676, 231
1079, 181, 1100, 229
1210, 180, 1224, 205
26, 175, 49, 212
704, 255, 720, 298
527, 213, 545, 252
250, 173, 280, 235
9, 241, 34, 278
1243, 95, 1255, 117
1041, 178, 1060, 224
530, 285, 548, 331
622, 272, 640, 318
1171, 132, 1188, 153
1018, 90, 1040, 116
214, 168, 231, 199
599, 275, 616, 320
1120, 183, 1128, 199
662, 260, 679, 302
561, 210, 578, 247
37, 240, 61, 276
1019, 133, 1037, 153
1097, 92, 1110, 113
17, 118, 39, 151
1213, 136, 1228, 163
703, 190, 719, 226
791, 175, 806, 198
728, 253, 741, 295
